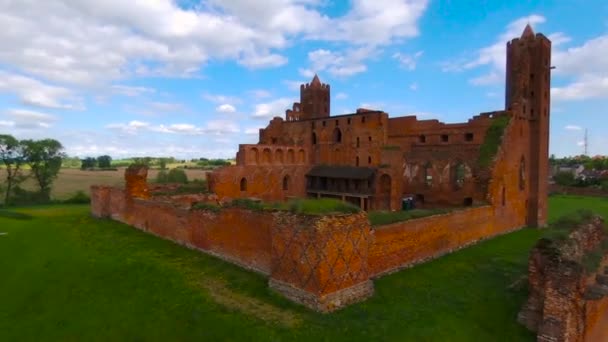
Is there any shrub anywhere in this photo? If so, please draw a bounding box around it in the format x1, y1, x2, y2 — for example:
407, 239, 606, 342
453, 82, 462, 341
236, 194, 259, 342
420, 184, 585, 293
228, 198, 264, 211
369, 209, 448, 227
167, 168, 188, 184
553, 171, 576, 186
191, 202, 221, 213
156, 170, 169, 183
8, 186, 51, 206
63, 191, 90, 204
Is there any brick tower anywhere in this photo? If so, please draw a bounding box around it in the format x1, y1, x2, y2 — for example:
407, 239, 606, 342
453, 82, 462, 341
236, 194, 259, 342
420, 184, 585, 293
505, 24, 552, 227
300, 74, 330, 119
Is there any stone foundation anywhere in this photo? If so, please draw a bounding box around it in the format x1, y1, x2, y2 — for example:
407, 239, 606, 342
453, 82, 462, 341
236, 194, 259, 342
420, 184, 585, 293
269, 279, 374, 313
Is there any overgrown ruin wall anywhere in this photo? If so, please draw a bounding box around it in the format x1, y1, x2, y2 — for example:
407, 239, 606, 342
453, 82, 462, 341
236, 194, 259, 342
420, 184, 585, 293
518, 216, 608, 342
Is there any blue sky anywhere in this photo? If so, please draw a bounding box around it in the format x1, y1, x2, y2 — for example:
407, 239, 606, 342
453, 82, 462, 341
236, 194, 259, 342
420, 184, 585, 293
0, 0, 606, 159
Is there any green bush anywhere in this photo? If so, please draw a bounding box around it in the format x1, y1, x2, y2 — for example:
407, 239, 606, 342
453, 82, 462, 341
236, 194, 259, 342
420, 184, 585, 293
156, 170, 169, 183
167, 169, 188, 184
228, 198, 265, 211
191, 202, 221, 213
553, 171, 576, 186
63, 191, 90, 204
8, 186, 51, 206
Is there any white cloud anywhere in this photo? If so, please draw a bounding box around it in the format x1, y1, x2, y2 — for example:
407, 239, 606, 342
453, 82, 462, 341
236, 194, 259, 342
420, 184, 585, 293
108, 119, 239, 136
564, 125, 582, 131
552, 76, 608, 101
216, 104, 237, 113
335, 92, 348, 100
3, 108, 58, 129
203, 93, 241, 105
111, 85, 156, 97
0, 71, 84, 110
469, 72, 502, 86
253, 98, 292, 118
409, 82, 418, 91
304, 46, 379, 77
238, 52, 288, 69
248, 89, 272, 99
393, 51, 423, 70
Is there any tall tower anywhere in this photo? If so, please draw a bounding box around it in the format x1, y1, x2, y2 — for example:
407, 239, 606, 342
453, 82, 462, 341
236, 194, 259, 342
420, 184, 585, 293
300, 74, 330, 119
505, 24, 552, 227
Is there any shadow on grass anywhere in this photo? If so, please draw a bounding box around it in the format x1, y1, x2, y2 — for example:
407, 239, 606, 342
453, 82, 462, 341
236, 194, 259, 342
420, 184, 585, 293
0, 209, 33, 220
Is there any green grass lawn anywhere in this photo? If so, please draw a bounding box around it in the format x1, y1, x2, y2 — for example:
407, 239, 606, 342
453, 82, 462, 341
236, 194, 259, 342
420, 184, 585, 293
0, 195, 606, 341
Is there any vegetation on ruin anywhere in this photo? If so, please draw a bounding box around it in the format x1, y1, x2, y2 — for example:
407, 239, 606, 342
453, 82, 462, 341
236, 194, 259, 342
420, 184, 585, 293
1, 195, 606, 341
226, 198, 361, 215
477, 115, 511, 168
191, 202, 221, 213
151, 180, 209, 197
541, 208, 595, 242
368, 208, 450, 226
286, 198, 361, 215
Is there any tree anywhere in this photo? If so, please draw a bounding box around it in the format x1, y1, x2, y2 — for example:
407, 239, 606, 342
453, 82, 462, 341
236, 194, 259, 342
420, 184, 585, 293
97, 155, 112, 168
21, 139, 65, 199
81, 157, 97, 170
0, 135, 25, 205
553, 171, 575, 186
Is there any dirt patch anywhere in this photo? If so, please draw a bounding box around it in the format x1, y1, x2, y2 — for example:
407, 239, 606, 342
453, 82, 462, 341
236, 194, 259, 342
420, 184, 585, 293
202, 279, 303, 328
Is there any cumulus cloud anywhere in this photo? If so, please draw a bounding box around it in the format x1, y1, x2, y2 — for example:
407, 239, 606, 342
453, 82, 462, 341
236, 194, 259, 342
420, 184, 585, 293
111, 85, 156, 97
0, 71, 84, 110
216, 104, 237, 113
245, 127, 261, 135
564, 125, 582, 131
203, 93, 242, 105
107, 119, 239, 136
303, 46, 379, 77
409, 82, 418, 91
253, 98, 293, 118
2, 108, 58, 129
248, 89, 272, 99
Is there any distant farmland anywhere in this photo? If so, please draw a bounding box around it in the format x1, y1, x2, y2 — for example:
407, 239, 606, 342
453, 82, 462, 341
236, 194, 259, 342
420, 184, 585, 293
1, 168, 209, 200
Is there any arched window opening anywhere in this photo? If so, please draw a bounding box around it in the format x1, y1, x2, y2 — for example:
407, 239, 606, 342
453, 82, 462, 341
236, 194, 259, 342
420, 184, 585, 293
424, 163, 433, 187
368, 156, 372, 165
502, 186, 506, 206
312, 132, 317, 145
519, 157, 526, 191
356, 156, 359, 166
240, 178, 247, 191
453, 162, 466, 189
356, 137, 360, 148
283, 175, 290, 191
419, 135, 426, 143
332, 128, 342, 143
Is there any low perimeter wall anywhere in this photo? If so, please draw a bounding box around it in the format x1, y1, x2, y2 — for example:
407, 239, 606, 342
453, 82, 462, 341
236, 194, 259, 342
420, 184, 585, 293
91, 184, 528, 311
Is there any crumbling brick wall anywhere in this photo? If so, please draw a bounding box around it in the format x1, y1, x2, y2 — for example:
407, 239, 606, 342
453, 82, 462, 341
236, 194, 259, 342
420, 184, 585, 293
518, 216, 608, 342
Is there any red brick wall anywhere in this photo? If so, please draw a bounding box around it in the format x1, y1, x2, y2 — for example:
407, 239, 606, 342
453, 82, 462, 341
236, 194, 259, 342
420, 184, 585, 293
91, 187, 272, 274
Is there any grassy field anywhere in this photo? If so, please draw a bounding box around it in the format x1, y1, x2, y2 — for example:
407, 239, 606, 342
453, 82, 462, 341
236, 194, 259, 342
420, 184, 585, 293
0, 168, 209, 200
0, 195, 606, 341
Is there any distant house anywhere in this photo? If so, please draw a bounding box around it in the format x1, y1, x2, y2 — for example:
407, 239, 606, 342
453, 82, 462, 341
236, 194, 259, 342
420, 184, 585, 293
552, 164, 584, 179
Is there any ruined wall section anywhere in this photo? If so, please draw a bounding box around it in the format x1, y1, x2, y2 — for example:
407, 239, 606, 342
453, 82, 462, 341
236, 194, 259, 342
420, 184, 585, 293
389, 112, 497, 206
517, 216, 608, 342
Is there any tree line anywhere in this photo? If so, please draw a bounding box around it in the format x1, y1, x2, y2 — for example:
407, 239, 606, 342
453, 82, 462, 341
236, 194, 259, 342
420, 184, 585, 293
0, 134, 65, 205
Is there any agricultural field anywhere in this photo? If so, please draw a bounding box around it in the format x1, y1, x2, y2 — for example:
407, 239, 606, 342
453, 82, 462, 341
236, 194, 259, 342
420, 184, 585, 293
1, 168, 209, 201
0, 195, 606, 341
